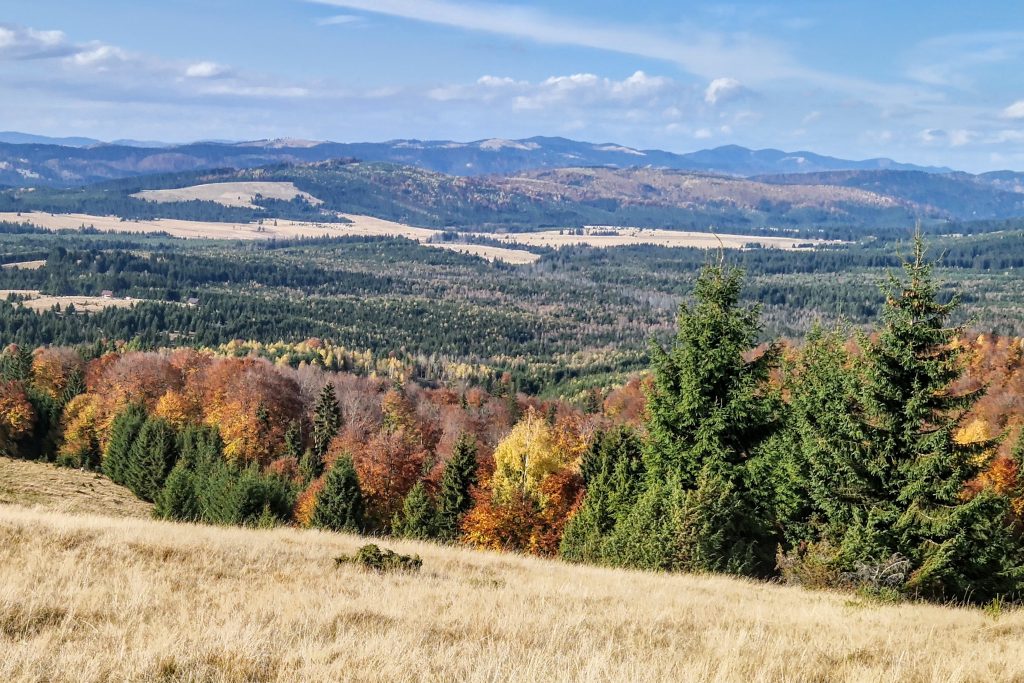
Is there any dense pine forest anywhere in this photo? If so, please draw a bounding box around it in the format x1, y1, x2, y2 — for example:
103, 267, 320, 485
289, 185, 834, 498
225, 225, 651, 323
3, 235, 1024, 603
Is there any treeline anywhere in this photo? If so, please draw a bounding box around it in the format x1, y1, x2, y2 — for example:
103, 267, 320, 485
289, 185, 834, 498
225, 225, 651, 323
3, 237, 1024, 603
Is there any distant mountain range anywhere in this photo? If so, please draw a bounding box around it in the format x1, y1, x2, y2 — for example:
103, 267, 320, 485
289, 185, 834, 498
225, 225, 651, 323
0, 133, 960, 188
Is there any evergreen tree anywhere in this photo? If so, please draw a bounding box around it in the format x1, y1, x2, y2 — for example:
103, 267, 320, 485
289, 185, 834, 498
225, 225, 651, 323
310, 382, 341, 477
434, 433, 479, 541
155, 460, 199, 521
229, 466, 295, 526
124, 416, 178, 502
284, 420, 303, 460
312, 454, 364, 533
102, 403, 147, 486
60, 367, 85, 407
561, 427, 644, 563
392, 481, 436, 539
616, 263, 780, 575
868, 238, 1021, 601
0, 344, 33, 383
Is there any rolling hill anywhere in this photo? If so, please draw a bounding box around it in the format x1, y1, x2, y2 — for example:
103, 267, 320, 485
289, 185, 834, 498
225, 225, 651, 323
1, 473, 1021, 682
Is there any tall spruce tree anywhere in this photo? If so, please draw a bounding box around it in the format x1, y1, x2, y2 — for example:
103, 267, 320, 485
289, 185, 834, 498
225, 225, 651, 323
102, 403, 147, 486
622, 263, 780, 574
434, 433, 479, 541
310, 382, 341, 477
392, 481, 437, 539
124, 416, 178, 502
312, 454, 364, 533
864, 237, 1021, 601
561, 427, 645, 563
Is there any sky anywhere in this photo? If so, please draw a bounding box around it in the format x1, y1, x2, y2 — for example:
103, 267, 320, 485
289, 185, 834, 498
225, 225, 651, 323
1, 1, 1023, 172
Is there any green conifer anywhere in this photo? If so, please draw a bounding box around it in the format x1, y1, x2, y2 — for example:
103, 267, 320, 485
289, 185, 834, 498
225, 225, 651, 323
312, 454, 364, 533
434, 433, 478, 541
102, 403, 147, 486
392, 481, 436, 539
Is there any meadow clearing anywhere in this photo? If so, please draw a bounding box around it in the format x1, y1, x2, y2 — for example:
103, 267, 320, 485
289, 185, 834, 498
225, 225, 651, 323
0, 457, 1021, 683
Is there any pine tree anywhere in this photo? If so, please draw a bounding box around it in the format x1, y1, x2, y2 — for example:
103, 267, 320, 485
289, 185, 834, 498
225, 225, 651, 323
867, 237, 1022, 601
312, 454, 364, 533
435, 433, 478, 541
310, 382, 341, 477
561, 427, 644, 563
60, 367, 85, 408
156, 461, 199, 521
392, 481, 436, 539
620, 263, 780, 575
103, 403, 147, 486
0, 344, 33, 383
124, 416, 178, 502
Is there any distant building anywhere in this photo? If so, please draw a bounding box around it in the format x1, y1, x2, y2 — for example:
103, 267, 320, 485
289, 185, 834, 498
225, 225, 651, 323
186, 297, 200, 307
100, 290, 114, 298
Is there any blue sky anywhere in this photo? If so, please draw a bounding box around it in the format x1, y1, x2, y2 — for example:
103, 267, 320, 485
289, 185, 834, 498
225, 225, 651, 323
2, 1, 1023, 171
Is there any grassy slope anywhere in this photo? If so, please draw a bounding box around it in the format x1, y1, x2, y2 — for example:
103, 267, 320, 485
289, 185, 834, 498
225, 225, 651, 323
0, 457, 151, 518
0, 460, 1022, 681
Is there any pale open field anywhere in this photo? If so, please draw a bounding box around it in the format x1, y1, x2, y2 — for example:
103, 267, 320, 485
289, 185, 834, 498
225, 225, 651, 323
0, 458, 1021, 682
0, 260, 46, 270
478, 226, 822, 250
0, 212, 540, 264
0, 289, 139, 313
133, 181, 324, 209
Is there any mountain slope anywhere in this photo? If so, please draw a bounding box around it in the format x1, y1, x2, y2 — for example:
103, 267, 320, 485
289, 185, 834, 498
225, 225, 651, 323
0, 135, 952, 188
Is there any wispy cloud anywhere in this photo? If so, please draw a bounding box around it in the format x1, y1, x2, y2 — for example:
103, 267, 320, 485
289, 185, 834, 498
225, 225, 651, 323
906, 31, 1024, 88
317, 14, 361, 26
1002, 100, 1024, 120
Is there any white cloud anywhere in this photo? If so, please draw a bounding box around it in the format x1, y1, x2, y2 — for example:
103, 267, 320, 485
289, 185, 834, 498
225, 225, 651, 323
1001, 100, 1024, 120
0, 23, 75, 60
802, 110, 822, 124
185, 61, 229, 79
69, 44, 129, 69
704, 77, 742, 104
694, 128, 713, 139
317, 14, 361, 26
430, 70, 682, 111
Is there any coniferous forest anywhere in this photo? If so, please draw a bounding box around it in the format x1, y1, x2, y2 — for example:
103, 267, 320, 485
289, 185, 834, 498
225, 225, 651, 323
4, 232, 1024, 604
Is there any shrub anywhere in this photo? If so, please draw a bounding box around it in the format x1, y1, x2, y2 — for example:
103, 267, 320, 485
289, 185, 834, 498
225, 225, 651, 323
336, 544, 422, 573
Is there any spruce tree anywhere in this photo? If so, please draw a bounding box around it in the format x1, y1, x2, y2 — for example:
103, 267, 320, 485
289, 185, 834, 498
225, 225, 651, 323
867, 237, 1022, 601
616, 263, 780, 575
561, 427, 644, 563
310, 382, 341, 477
392, 481, 437, 539
102, 403, 147, 486
434, 433, 479, 541
156, 461, 199, 521
312, 454, 364, 533
124, 416, 178, 502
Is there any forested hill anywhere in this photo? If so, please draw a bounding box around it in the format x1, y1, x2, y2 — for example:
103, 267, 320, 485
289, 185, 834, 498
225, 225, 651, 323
0, 161, 999, 237
0, 135, 951, 187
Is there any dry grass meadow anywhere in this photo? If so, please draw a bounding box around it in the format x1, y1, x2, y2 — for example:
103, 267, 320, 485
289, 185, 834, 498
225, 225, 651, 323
132, 181, 323, 209
0, 289, 142, 313
2, 458, 1023, 682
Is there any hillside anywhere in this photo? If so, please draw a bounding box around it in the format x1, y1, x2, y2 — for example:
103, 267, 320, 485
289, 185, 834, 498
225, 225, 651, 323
0, 503, 1020, 682
0, 135, 951, 188
0, 457, 151, 518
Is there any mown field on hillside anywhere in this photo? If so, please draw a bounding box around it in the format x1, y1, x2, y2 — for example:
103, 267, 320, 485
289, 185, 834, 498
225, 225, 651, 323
0, 459, 1021, 683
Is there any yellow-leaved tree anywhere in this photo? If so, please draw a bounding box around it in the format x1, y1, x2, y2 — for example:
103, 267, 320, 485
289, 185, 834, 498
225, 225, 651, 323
490, 409, 567, 505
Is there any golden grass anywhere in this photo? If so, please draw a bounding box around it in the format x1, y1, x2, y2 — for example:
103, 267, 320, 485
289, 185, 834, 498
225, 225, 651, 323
0, 260, 46, 270
0, 289, 141, 313
1, 480, 1021, 682
0, 457, 151, 518
0, 212, 539, 265
476, 226, 823, 250
132, 181, 323, 209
